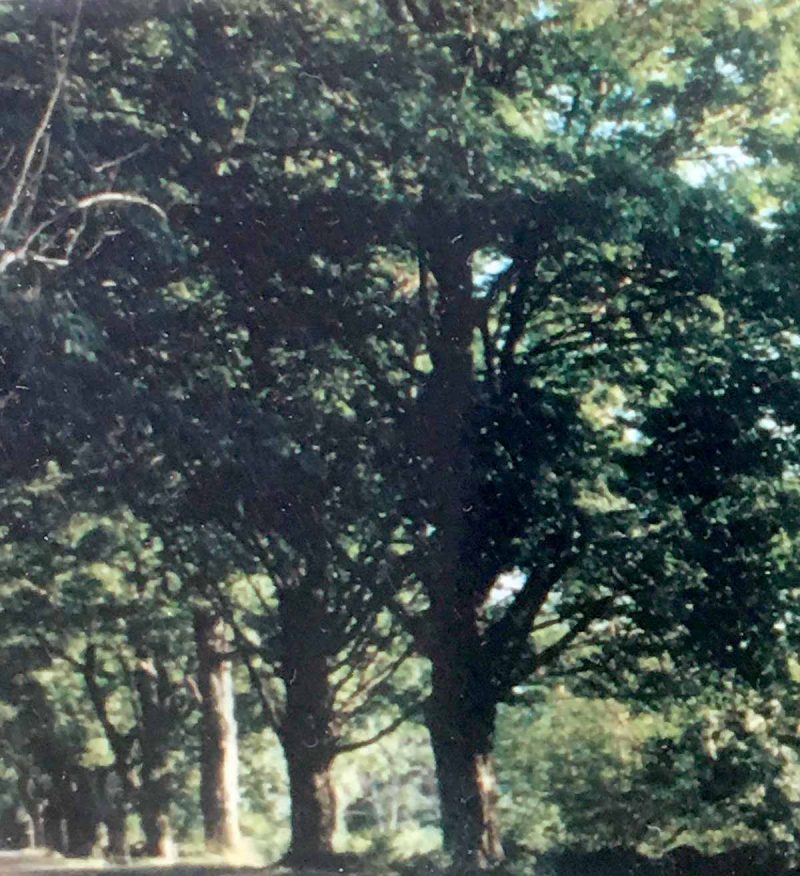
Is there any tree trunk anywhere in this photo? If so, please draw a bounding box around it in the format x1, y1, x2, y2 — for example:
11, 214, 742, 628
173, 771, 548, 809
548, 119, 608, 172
426, 623, 504, 870
282, 741, 337, 865
194, 610, 241, 853
63, 771, 102, 857
100, 768, 131, 861
139, 782, 175, 860
18, 779, 45, 849
278, 577, 338, 866
43, 803, 68, 854
64, 807, 100, 857
420, 237, 505, 868
135, 659, 177, 860
22, 804, 45, 849
105, 805, 129, 861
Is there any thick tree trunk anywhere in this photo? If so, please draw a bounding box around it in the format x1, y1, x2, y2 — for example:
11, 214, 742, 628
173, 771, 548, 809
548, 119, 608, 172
427, 625, 504, 870
421, 236, 505, 868
278, 577, 339, 866
194, 610, 241, 853
101, 769, 131, 861
42, 803, 67, 854
63, 771, 102, 857
282, 741, 337, 865
64, 808, 100, 857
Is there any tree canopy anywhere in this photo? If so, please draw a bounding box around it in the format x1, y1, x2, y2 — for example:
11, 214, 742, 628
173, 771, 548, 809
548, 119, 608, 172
4, 0, 800, 872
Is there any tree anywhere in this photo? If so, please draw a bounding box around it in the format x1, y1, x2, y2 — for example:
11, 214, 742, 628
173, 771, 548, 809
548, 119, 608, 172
226, 2, 798, 864
5, 0, 800, 869
0, 4, 419, 863
194, 609, 241, 854
66, 0, 797, 866
0, 472, 205, 860
0, 654, 106, 857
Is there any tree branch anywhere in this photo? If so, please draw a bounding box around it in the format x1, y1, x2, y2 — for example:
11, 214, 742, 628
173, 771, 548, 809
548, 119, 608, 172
0, 0, 83, 235
485, 529, 577, 662
0, 191, 167, 276
536, 595, 615, 669
335, 700, 422, 755
81, 643, 134, 770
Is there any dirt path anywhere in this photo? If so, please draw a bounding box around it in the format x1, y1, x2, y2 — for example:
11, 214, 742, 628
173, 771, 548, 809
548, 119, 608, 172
0, 852, 269, 876
0, 852, 356, 876
0, 853, 54, 874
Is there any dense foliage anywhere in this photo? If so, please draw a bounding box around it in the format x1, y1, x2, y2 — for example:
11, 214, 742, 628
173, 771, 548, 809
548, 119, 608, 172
3, 0, 800, 872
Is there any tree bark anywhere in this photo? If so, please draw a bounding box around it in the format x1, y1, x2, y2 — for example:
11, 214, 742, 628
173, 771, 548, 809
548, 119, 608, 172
278, 577, 339, 866
426, 618, 504, 870
420, 235, 505, 868
282, 740, 337, 865
105, 805, 129, 861
194, 610, 241, 853
135, 660, 177, 860
139, 780, 175, 860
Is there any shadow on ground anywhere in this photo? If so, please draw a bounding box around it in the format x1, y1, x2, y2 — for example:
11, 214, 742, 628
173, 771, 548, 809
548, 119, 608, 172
0, 852, 272, 876
2, 845, 797, 876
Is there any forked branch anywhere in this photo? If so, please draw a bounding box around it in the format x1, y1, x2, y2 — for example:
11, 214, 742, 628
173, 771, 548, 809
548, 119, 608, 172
0, 0, 83, 235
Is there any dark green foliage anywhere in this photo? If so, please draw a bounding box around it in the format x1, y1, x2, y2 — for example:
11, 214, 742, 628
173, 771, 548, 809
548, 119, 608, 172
5, 0, 800, 866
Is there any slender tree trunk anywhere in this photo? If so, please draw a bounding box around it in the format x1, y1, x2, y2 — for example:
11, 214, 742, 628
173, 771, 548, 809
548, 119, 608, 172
194, 610, 241, 853
22, 804, 45, 849
139, 779, 175, 860
278, 576, 339, 866
105, 805, 129, 861
18, 778, 45, 848
22, 810, 34, 849
135, 660, 177, 860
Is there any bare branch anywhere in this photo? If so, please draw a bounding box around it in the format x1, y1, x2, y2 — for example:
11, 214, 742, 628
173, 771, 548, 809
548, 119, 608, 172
73, 191, 167, 221
337, 641, 415, 714
16, 133, 50, 233
239, 643, 283, 733
0, 191, 167, 276
0, 146, 14, 173
485, 530, 577, 661
0, 0, 83, 234
210, 580, 285, 732
91, 144, 148, 176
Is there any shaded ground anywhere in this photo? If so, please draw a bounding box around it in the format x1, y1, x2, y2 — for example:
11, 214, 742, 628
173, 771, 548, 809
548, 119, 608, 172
0, 851, 417, 876
0, 852, 399, 876
0, 852, 270, 876
2, 846, 793, 876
